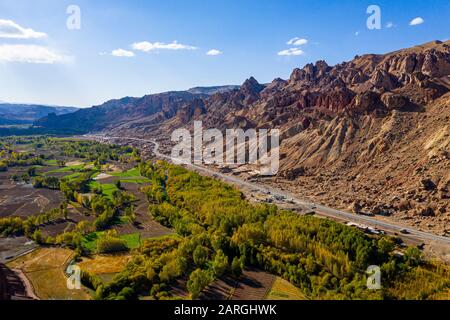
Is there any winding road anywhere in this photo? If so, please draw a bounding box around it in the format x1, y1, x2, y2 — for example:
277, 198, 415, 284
91, 134, 450, 248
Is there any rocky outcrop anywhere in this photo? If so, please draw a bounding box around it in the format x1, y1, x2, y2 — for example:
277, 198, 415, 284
177, 99, 206, 123
381, 92, 409, 110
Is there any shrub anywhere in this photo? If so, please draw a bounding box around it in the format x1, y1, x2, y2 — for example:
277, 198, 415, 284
97, 233, 128, 253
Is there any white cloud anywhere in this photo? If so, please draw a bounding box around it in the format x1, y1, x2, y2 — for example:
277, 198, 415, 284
287, 37, 308, 46
409, 17, 424, 26
132, 41, 197, 52
386, 22, 394, 28
0, 19, 47, 39
355, 31, 360, 36
278, 48, 304, 56
206, 49, 222, 56
0, 44, 69, 64
111, 48, 135, 57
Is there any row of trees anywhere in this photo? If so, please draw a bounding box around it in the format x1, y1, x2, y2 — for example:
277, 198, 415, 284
99, 160, 438, 300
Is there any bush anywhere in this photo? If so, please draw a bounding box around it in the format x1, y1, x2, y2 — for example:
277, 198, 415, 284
187, 269, 212, 299
0, 217, 25, 236
97, 234, 128, 253
0, 161, 7, 172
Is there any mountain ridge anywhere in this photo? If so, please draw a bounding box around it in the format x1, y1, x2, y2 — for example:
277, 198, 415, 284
0, 103, 78, 126
39, 39, 447, 237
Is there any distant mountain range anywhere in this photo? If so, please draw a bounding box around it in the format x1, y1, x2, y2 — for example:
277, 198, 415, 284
33, 85, 240, 134
0, 103, 78, 126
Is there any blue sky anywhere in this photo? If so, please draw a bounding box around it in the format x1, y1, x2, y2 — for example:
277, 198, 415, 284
0, 0, 448, 107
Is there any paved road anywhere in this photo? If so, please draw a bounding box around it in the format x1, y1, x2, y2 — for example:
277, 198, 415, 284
92, 135, 450, 247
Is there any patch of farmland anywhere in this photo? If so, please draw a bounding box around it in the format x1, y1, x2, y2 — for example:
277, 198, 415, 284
77, 254, 131, 276
201, 276, 236, 300
109, 168, 150, 184
113, 181, 175, 239
231, 269, 276, 300
0, 237, 38, 264
7, 248, 90, 300
167, 277, 189, 299
265, 277, 307, 300
201, 268, 276, 300
82, 232, 142, 252
39, 207, 95, 238
0, 183, 63, 218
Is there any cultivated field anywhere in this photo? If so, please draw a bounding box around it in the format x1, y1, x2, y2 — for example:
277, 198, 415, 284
7, 248, 90, 300
202, 268, 276, 300
77, 253, 131, 275
0, 171, 63, 219
265, 277, 307, 300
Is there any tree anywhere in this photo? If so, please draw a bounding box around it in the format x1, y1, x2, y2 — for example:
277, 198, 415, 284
32, 229, 44, 244
97, 231, 128, 253
404, 247, 423, 267
60, 202, 69, 220
0, 161, 7, 172
27, 166, 37, 177
212, 250, 229, 277
117, 287, 135, 300
115, 180, 122, 190
125, 206, 137, 225
377, 237, 395, 256
193, 245, 209, 267
231, 257, 243, 278
187, 269, 211, 300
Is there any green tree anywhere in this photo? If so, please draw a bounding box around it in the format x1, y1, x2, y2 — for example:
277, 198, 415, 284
377, 237, 395, 256
231, 256, 243, 278
193, 245, 209, 267
32, 229, 44, 244
0, 161, 7, 172
27, 166, 37, 177
187, 269, 211, 300
404, 247, 423, 267
212, 250, 229, 277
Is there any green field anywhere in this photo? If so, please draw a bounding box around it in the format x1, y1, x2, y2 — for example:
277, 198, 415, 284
46, 164, 85, 174
88, 181, 119, 199
43, 159, 58, 166
82, 232, 142, 251
111, 167, 150, 183
266, 277, 307, 300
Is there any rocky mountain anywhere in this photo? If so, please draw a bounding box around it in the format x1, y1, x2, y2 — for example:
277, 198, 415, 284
34, 85, 241, 134
35, 40, 450, 235
0, 103, 78, 125
187, 85, 240, 95
34, 91, 205, 134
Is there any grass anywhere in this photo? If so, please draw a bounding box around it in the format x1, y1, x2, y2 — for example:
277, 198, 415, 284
46, 164, 85, 174
63, 172, 83, 181
82, 232, 142, 252
7, 248, 91, 300
43, 159, 58, 166
110, 168, 140, 178
265, 277, 307, 300
77, 254, 132, 275
88, 181, 118, 200
110, 167, 150, 184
